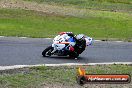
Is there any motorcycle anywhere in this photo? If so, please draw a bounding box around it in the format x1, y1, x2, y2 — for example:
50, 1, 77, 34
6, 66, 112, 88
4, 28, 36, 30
42, 34, 93, 58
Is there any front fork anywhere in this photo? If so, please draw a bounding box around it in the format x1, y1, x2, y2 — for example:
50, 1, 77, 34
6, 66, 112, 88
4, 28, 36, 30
51, 43, 68, 55
51, 44, 56, 54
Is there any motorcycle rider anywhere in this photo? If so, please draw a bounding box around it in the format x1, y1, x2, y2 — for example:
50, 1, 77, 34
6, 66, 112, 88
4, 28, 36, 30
52, 32, 92, 59
57, 32, 76, 52
59, 32, 86, 59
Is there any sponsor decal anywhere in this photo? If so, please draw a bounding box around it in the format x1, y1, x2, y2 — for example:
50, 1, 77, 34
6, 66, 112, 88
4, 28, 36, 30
77, 68, 131, 85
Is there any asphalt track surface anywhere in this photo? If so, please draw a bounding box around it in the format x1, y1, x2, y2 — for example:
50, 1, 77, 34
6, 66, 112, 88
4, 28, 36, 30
0, 37, 132, 66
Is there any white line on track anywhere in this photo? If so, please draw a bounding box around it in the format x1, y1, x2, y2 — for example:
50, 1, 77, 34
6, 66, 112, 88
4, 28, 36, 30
0, 36, 4, 38
0, 62, 131, 70
116, 41, 123, 43
0, 36, 129, 43
94, 40, 101, 42
19, 37, 27, 38
45, 38, 52, 39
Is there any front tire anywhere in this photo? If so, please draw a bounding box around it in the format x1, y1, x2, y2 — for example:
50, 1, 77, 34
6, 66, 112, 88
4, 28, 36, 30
42, 46, 53, 57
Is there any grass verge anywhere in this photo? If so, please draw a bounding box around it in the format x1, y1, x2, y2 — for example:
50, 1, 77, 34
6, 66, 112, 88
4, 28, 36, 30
0, 8, 131, 40
0, 64, 132, 88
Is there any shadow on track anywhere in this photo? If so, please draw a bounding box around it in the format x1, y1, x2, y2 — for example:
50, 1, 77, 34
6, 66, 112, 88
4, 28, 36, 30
42, 56, 86, 60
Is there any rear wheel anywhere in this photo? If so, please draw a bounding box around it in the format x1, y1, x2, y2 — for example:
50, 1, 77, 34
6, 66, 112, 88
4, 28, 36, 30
42, 46, 53, 57
69, 51, 79, 58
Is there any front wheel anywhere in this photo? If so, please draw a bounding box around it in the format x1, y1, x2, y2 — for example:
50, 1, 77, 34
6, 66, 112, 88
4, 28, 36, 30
42, 46, 53, 57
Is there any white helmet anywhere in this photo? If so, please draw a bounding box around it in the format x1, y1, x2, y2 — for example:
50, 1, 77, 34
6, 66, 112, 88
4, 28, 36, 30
76, 34, 85, 40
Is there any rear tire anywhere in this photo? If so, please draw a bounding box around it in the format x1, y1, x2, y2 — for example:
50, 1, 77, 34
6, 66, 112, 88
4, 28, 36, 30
69, 52, 79, 58
42, 46, 53, 57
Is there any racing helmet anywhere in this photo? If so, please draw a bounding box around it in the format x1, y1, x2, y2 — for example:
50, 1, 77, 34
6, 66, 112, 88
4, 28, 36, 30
75, 34, 85, 41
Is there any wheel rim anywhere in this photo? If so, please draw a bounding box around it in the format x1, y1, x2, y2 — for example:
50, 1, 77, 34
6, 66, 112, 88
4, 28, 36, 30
45, 49, 52, 56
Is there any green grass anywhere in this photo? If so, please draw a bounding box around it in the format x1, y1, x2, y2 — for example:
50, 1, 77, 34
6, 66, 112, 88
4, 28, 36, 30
0, 65, 132, 88
0, 8, 132, 40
